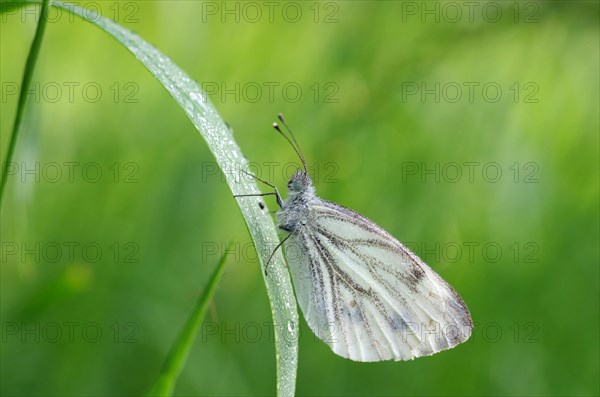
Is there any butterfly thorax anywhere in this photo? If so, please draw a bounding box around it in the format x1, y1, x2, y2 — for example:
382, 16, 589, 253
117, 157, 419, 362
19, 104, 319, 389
277, 171, 317, 233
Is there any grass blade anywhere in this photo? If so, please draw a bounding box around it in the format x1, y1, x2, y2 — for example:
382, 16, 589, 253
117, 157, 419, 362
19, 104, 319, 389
0, 0, 50, 207
147, 242, 232, 397
49, 2, 299, 395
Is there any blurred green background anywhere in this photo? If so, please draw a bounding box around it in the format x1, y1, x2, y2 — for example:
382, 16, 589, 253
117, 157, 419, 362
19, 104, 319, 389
1, 1, 598, 396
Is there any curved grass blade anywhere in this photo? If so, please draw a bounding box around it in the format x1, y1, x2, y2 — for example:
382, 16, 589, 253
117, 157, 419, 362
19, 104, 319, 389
48, 2, 299, 395
147, 242, 232, 397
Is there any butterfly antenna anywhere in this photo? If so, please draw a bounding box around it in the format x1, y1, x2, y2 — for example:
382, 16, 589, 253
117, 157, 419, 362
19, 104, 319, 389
274, 113, 308, 173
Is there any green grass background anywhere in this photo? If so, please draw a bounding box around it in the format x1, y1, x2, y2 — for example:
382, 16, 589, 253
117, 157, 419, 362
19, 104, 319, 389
1, 1, 598, 396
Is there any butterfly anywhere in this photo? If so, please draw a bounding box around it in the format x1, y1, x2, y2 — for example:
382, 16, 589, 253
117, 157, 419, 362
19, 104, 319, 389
236, 114, 473, 362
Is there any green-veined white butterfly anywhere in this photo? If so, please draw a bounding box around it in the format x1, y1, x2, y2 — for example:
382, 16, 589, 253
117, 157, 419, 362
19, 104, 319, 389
237, 115, 472, 362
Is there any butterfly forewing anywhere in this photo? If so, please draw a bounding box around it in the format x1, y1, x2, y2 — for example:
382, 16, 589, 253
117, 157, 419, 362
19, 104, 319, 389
284, 199, 473, 362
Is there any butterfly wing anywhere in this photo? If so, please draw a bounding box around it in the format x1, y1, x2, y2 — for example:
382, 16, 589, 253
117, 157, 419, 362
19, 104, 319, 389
283, 199, 472, 362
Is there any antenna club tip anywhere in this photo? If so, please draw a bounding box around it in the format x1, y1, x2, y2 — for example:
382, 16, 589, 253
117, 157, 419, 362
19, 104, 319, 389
272, 122, 279, 129
278, 113, 285, 121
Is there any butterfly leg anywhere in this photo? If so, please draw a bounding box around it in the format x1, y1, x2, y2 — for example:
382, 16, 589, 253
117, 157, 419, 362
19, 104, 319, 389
234, 170, 284, 208
264, 233, 292, 276
234, 192, 282, 208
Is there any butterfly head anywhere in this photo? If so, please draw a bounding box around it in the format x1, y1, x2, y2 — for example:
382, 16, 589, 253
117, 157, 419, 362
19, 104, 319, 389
287, 170, 312, 193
